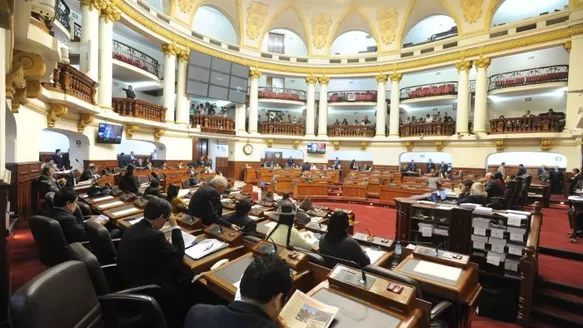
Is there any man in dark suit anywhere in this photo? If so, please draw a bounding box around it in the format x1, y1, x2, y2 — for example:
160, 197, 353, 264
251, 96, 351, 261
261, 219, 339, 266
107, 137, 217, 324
183, 254, 292, 328
426, 159, 435, 173
118, 164, 140, 194
51, 188, 87, 244
188, 175, 238, 229
80, 164, 99, 182
52, 149, 65, 168
484, 172, 505, 199
64, 169, 81, 187
569, 168, 583, 195
38, 165, 61, 198
226, 199, 256, 234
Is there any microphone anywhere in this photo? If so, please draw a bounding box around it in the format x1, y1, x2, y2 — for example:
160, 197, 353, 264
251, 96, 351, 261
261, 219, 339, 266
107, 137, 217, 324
397, 240, 439, 257
265, 235, 279, 253
293, 246, 367, 286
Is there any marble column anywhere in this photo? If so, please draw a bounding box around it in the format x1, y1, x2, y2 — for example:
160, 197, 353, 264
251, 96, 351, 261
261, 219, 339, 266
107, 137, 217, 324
175, 48, 190, 126
317, 76, 330, 136
161, 43, 178, 123
97, 2, 119, 108
305, 75, 318, 138
79, 0, 99, 81
375, 74, 388, 137
565, 37, 583, 131
388, 73, 403, 136
455, 60, 472, 135
248, 69, 261, 133
235, 103, 247, 133
473, 57, 491, 134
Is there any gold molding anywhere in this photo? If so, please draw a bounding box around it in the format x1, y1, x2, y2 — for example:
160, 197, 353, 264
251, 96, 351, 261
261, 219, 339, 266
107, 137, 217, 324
435, 141, 444, 152
495, 140, 504, 152
404, 141, 413, 152
9, 51, 45, 113
47, 104, 68, 128
249, 68, 262, 80
99, 0, 120, 23
333, 141, 340, 150
306, 75, 318, 85
266, 138, 274, 148
292, 140, 300, 149
375, 74, 388, 84
461, 0, 484, 24
318, 76, 330, 85
311, 13, 332, 50
245, 1, 269, 40
77, 113, 94, 133
456, 59, 473, 72
389, 73, 402, 82
541, 139, 552, 152
360, 141, 368, 151
126, 123, 139, 139
474, 56, 491, 69
570, 0, 583, 10
564, 40, 572, 53
154, 128, 165, 141
377, 6, 398, 46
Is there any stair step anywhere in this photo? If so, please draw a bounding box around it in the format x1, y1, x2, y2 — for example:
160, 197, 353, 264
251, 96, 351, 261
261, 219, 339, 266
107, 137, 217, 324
532, 304, 583, 328
536, 279, 583, 297
534, 288, 583, 313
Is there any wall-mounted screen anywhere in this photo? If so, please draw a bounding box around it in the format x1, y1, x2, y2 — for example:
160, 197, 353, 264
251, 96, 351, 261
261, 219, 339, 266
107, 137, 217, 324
96, 123, 123, 144
307, 142, 326, 154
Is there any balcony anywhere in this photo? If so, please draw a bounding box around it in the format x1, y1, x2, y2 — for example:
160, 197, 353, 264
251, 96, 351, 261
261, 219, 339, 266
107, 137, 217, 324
258, 87, 306, 102
328, 91, 377, 104
400, 82, 457, 101
191, 115, 235, 135
42, 63, 98, 104
327, 125, 375, 138
259, 122, 305, 136
112, 98, 166, 122
73, 23, 81, 42
489, 115, 564, 134
488, 65, 569, 92
55, 0, 71, 33
113, 40, 161, 78
400, 122, 456, 137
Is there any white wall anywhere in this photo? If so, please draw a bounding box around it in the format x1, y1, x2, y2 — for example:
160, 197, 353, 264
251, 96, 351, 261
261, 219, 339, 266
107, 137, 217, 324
399, 152, 453, 164
193, 6, 237, 44
487, 152, 567, 168
39, 129, 91, 170
330, 31, 377, 56
484, 47, 569, 79
488, 89, 567, 118
112, 80, 162, 105
261, 29, 308, 57
261, 148, 305, 159
327, 150, 373, 161
5, 109, 16, 163
208, 139, 229, 170
404, 15, 456, 45
118, 139, 157, 156
400, 67, 458, 89
112, 31, 164, 65
328, 78, 377, 92
144, 0, 164, 12
492, 0, 568, 26
40, 130, 69, 153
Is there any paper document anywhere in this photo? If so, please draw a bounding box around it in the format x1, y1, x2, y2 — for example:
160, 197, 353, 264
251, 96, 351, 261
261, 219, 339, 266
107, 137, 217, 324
79, 193, 89, 199
249, 215, 261, 221
279, 290, 339, 328
490, 228, 505, 239
420, 226, 433, 237
100, 201, 124, 209
509, 233, 523, 242
113, 207, 138, 217
473, 227, 486, 236
474, 206, 492, 215
178, 189, 190, 197
174, 230, 197, 246
185, 239, 228, 260
506, 214, 526, 227
128, 216, 144, 225
491, 244, 505, 253
473, 241, 485, 250
413, 260, 462, 282
364, 247, 385, 264
486, 253, 502, 266
508, 244, 523, 256
92, 195, 114, 202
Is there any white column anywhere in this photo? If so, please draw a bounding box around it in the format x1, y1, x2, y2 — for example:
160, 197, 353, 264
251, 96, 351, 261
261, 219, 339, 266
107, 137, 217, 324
161, 44, 177, 123
80, 0, 99, 81
235, 103, 247, 133
388, 73, 403, 136
566, 38, 583, 130
456, 60, 472, 135
97, 5, 118, 108
375, 74, 388, 137
473, 57, 491, 134
317, 76, 330, 136
175, 49, 189, 125
248, 69, 261, 133
305, 75, 318, 137
0, 29, 6, 180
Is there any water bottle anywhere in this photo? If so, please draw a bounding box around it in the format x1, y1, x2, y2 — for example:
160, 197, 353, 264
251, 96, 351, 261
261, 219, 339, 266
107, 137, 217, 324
392, 241, 402, 269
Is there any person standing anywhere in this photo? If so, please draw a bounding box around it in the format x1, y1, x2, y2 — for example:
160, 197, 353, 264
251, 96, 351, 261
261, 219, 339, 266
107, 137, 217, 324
497, 162, 506, 178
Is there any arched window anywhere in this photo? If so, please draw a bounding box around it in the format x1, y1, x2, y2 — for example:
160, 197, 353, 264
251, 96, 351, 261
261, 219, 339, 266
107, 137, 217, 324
403, 15, 456, 47
330, 31, 377, 56
143, 0, 164, 12
40, 129, 90, 170
261, 29, 308, 57
491, 0, 568, 27
192, 6, 238, 44
119, 139, 167, 160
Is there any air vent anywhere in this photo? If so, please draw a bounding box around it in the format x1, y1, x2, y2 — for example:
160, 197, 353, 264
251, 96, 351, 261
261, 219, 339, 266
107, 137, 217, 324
443, 42, 457, 49
364, 57, 377, 62
330, 59, 342, 64
279, 56, 290, 61
137, 0, 150, 10
227, 45, 239, 51
347, 58, 359, 63
490, 30, 508, 38
297, 58, 308, 63
157, 14, 169, 23
192, 32, 203, 39
209, 39, 222, 46
516, 23, 537, 33
546, 16, 569, 26
421, 48, 434, 54
401, 52, 414, 58
261, 53, 273, 59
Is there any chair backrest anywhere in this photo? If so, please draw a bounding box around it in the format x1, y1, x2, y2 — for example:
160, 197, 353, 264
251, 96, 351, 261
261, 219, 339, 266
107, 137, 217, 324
363, 264, 423, 299
44, 192, 56, 209
303, 250, 327, 267
67, 242, 111, 295
516, 175, 532, 208
137, 175, 149, 184
10, 261, 102, 328
504, 180, 519, 209
29, 216, 69, 267
84, 220, 117, 265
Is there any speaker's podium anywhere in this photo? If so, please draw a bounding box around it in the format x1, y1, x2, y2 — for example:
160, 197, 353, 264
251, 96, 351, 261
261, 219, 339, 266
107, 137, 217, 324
394, 247, 481, 328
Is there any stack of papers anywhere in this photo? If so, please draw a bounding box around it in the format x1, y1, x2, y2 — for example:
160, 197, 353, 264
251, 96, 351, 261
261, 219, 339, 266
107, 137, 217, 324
486, 252, 505, 266
128, 216, 144, 225
185, 239, 228, 260
363, 247, 385, 264
100, 201, 124, 209
413, 260, 462, 281
112, 207, 138, 217
474, 206, 492, 215
92, 195, 114, 202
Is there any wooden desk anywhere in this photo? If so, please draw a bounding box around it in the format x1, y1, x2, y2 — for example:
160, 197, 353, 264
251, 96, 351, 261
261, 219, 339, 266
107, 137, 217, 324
342, 183, 368, 200
274, 176, 295, 194
294, 182, 329, 198
93, 198, 126, 212
102, 204, 143, 220
83, 194, 117, 205
182, 237, 246, 274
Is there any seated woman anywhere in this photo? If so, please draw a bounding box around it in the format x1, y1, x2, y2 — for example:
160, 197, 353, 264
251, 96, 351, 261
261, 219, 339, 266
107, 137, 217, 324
143, 178, 165, 198
458, 182, 487, 206
319, 211, 371, 267
494, 172, 507, 194
426, 172, 441, 190
457, 180, 474, 199
266, 201, 315, 250
166, 184, 189, 214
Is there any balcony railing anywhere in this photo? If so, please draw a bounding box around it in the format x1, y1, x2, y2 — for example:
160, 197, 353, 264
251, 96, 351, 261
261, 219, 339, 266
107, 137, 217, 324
403, 26, 458, 48
259, 122, 305, 136
42, 63, 97, 104
191, 115, 235, 135
400, 82, 457, 100
400, 122, 456, 137
112, 98, 166, 122
113, 40, 161, 78
488, 65, 569, 92
56, 0, 71, 32
73, 23, 81, 42
489, 115, 564, 134
328, 90, 377, 103
327, 125, 375, 138
258, 87, 306, 102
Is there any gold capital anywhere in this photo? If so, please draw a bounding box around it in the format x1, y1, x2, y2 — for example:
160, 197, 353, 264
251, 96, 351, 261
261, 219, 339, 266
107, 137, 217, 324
249, 69, 262, 80
80, 0, 102, 11
306, 75, 318, 85
98, 1, 120, 23
126, 124, 139, 139
474, 57, 491, 69
154, 128, 165, 141
77, 113, 94, 133
161, 43, 179, 56
176, 47, 190, 62
375, 74, 388, 84
456, 60, 473, 72
564, 41, 572, 53
389, 73, 402, 82
47, 104, 69, 128
318, 76, 330, 85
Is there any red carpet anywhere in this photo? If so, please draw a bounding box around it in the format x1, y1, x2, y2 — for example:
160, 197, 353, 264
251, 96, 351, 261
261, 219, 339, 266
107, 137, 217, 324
537, 207, 583, 254
8, 221, 47, 291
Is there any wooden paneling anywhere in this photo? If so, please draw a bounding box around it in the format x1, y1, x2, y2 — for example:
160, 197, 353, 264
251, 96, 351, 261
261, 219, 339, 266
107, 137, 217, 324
215, 157, 228, 175
227, 161, 261, 182
294, 183, 329, 198
6, 162, 41, 216
342, 183, 368, 200
0, 183, 10, 327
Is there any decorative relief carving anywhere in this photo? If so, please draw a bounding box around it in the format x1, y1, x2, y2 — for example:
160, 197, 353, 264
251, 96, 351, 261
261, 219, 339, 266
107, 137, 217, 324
435, 141, 444, 152
540, 139, 551, 152
311, 13, 332, 49
249, 69, 262, 80
461, 0, 484, 24
154, 128, 165, 141
456, 60, 473, 72
495, 140, 504, 152
126, 124, 139, 139
47, 104, 69, 128
333, 141, 340, 150
77, 113, 94, 133
377, 6, 398, 45
266, 138, 274, 148
8, 51, 46, 113
246, 1, 269, 40
360, 141, 368, 151
176, 46, 190, 62
161, 43, 180, 56
389, 73, 402, 82
306, 75, 318, 85
98, 0, 120, 23
375, 74, 388, 84
178, 0, 196, 14
564, 41, 572, 53
318, 76, 330, 85
80, 0, 104, 11
292, 140, 300, 149
474, 56, 491, 69
404, 141, 413, 152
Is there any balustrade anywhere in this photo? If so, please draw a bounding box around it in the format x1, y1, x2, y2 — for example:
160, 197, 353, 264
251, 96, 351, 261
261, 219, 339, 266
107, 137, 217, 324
258, 122, 305, 136
56, 0, 71, 32
112, 98, 166, 122
400, 122, 456, 137
488, 65, 569, 91
400, 82, 457, 100
327, 125, 375, 138
489, 115, 564, 134
42, 63, 97, 104
73, 23, 81, 42
191, 115, 235, 135
328, 90, 377, 103
113, 40, 161, 77
258, 87, 306, 102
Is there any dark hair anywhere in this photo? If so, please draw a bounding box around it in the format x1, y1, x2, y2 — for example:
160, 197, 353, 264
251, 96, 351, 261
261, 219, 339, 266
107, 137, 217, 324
240, 254, 292, 304
236, 199, 252, 215
53, 188, 78, 207
282, 192, 290, 200
325, 211, 349, 243
574, 168, 580, 174
501, 162, 505, 165
149, 178, 160, 188
463, 180, 473, 190
126, 164, 136, 175
55, 149, 61, 153
267, 200, 295, 248
144, 197, 172, 221
265, 191, 274, 198
166, 184, 180, 202
42, 165, 52, 175
494, 172, 504, 180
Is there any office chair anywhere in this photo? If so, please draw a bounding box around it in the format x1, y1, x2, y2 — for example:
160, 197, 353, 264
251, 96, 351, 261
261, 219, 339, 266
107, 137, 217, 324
137, 175, 149, 184
29, 215, 70, 267
302, 250, 327, 267
85, 220, 119, 265
364, 265, 453, 328
10, 261, 167, 328
39, 192, 56, 216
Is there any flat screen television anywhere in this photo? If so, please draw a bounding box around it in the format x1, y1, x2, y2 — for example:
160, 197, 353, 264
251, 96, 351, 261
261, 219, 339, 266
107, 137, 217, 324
97, 123, 123, 144
307, 142, 326, 154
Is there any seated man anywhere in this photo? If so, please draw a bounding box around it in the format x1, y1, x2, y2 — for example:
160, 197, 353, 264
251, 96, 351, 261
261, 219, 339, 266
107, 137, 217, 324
118, 164, 140, 194
483, 172, 505, 199
183, 254, 292, 328
80, 163, 100, 182
64, 169, 82, 187
226, 199, 256, 234
51, 188, 88, 244
187, 175, 238, 229
38, 165, 61, 198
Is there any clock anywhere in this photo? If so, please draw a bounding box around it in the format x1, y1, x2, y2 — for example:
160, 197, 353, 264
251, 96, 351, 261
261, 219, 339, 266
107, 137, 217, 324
243, 143, 254, 155
275, 153, 281, 158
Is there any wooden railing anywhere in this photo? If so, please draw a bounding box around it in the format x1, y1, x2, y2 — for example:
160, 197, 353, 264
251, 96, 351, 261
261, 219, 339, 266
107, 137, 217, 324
259, 122, 305, 136
327, 125, 375, 137
191, 115, 235, 135
328, 90, 377, 103
400, 82, 457, 100
517, 202, 542, 327
112, 98, 166, 122
489, 115, 564, 134
488, 65, 569, 92
42, 63, 97, 104
258, 87, 306, 102
400, 122, 455, 136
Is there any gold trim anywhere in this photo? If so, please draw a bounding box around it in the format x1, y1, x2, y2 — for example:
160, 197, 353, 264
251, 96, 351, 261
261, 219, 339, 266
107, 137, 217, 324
564, 40, 572, 53
318, 76, 330, 85
571, 0, 583, 9
99, 104, 113, 110
484, 0, 504, 30
456, 59, 473, 72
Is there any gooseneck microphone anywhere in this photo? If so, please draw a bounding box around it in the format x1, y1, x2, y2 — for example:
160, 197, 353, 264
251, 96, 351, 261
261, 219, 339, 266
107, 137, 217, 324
293, 246, 367, 285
